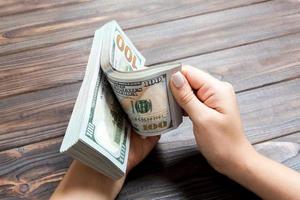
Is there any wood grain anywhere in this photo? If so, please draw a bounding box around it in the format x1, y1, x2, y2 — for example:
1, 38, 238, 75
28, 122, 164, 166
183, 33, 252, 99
133, 0, 300, 65
1, 76, 299, 151
1, 0, 300, 199
178, 32, 300, 92
0, 38, 90, 99
1, 27, 300, 100
0, 137, 72, 200
0, 0, 265, 55
118, 132, 300, 200
0, 131, 298, 199
0, 0, 89, 17
162, 78, 300, 144
238, 78, 300, 143
1, 1, 300, 99
256, 141, 300, 170
0, 83, 80, 151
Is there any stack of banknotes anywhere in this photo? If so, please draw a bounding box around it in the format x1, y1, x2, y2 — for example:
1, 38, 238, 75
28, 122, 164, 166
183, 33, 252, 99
60, 21, 183, 180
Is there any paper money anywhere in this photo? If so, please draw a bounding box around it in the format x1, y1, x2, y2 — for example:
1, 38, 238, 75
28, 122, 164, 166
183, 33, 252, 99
60, 21, 183, 180
101, 21, 182, 135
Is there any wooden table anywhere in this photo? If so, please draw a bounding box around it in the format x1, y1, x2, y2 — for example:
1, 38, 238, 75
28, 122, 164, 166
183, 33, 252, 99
1, 0, 300, 199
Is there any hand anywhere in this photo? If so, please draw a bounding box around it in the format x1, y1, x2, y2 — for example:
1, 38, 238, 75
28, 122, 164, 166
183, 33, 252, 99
127, 131, 160, 172
170, 65, 254, 175
170, 65, 300, 200
51, 131, 159, 200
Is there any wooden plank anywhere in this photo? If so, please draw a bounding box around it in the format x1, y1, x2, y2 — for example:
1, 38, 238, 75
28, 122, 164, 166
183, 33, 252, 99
178, 32, 300, 92
0, 132, 298, 199
255, 133, 300, 171
1, 2, 300, 99
0, 83, 79, 151
163, 78, 300, 144
0, 38, 91, 99
0, 0, 265, 55
0, 137, 72, 200
0, 38, 90, 99
157, 133, 300, 171
1, 25, 300, 100
0, 0, 88, 17
3, 0, 298, 61
0, 71, 299, 151
0, 1, 299, 199
133, 0, 300, 65
238, 78, 300, 143
118, 133, 300, 199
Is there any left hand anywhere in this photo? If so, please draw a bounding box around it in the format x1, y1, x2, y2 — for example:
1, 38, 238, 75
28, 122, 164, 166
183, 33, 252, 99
51, 131, 160, 200
127, 131, 160, 172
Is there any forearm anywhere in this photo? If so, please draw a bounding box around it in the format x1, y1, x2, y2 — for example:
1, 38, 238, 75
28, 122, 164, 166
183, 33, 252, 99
170, 66, 300, 199
226, 149, 300, 200
51, 161, 125, 200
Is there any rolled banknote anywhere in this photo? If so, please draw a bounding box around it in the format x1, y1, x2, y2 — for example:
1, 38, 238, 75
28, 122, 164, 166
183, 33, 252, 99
107, 64, 182, 136
60, 21, 183, 180
99, 21, 183, 136
60, 27, 130, 180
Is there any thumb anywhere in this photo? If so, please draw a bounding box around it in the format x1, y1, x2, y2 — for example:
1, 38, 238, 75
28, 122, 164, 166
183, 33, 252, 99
170, 71, 210, 121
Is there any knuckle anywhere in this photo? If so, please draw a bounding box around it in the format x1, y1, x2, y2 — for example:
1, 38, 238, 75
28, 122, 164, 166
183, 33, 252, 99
180, 90, 195, 106
199, 112, 224, 128
192, 115, 203, 126
222, 81, 234, 90
218, 116, 230, 129
201, 113, 215, 124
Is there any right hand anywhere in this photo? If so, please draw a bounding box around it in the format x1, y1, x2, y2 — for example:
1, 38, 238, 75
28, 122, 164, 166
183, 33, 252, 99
170, 65, 255, 175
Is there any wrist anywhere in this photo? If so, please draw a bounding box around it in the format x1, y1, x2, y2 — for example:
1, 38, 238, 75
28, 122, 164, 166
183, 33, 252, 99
222, 146, 259, 179
51, 161, 126, 200
213, 141, 258, 177
74, 161, 126, 199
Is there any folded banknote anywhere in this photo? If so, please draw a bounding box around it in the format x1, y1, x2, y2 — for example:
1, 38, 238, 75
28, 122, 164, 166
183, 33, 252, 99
60, 21, 183, 179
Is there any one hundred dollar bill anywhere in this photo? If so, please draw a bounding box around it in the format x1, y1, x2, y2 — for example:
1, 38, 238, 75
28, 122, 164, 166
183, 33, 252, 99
101, 21, 183, 136
60, 27, 130, 180
60, 21, 183, 180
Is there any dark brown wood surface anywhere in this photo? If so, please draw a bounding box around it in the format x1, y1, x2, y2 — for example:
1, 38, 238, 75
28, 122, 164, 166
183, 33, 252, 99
0, 0, 300, 199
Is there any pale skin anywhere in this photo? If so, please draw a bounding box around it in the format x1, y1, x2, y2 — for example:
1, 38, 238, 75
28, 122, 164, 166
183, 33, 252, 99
51, 65, 300, 200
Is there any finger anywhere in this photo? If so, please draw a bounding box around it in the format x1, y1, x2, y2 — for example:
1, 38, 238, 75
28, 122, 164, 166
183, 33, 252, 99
140, 135, 160, 159
140, 135, 147, 139
127, 133, 160, 171
182, 65, 221, 91
170, 71, 211, 120
134, 132, 160, 151
182, 65, 224, 103
183, 110, 188, 116
148, 135, 161, 146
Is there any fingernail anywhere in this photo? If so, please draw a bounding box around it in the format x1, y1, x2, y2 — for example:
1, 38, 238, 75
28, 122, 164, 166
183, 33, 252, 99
140, 135, 147, 139
172, 72, 185, 88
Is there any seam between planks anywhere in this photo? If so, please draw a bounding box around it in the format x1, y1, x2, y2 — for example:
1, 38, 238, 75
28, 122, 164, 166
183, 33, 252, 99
0, 126, 299, 156
0, 80, 83, 100
0, 0, 272, 58
0, 1, 89, 18
1, 29, 300, 100
151, 30, 300, 66
0, 77, 299, 153
253, 130, 300, 145
123, 0, 272, 31
236, 75, 300, 94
